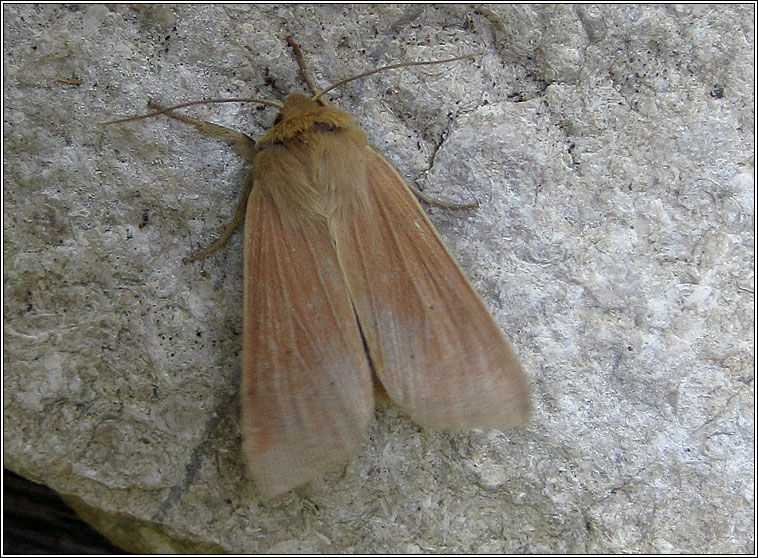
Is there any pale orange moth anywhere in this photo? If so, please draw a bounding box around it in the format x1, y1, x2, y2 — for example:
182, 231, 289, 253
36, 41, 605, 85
108, 38, 531, 497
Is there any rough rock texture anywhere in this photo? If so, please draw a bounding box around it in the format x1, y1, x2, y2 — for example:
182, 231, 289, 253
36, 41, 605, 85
3, 4, 753, 553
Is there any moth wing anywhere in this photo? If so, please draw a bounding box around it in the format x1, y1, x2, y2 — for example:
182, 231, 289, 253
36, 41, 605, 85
242, 179, 373, 498
333, 147, 531, 430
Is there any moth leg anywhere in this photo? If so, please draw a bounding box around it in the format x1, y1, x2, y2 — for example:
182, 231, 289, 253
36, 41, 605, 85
147, 101, 257, 162
407, 183, 479, 210
143, 102, 258, 263
182, 171, 255, 264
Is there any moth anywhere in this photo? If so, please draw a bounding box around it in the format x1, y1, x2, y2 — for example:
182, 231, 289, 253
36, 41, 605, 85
108, 38, 531, 497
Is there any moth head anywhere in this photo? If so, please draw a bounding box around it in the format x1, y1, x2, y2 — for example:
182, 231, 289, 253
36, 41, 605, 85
278, 94, 322, 122
259, 94, 354, 145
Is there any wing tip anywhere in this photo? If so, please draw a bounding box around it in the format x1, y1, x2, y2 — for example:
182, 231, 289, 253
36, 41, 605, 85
242, 405, 374, 499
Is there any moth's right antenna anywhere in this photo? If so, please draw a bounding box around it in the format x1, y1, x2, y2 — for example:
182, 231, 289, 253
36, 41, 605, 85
313, 54, 475, 102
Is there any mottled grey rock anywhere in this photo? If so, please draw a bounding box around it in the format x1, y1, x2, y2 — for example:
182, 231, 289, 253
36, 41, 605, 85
3, 4, 753, 553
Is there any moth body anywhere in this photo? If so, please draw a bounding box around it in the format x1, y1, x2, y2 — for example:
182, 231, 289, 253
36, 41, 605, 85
242, 93, 530, 497
111, 42, 532, 499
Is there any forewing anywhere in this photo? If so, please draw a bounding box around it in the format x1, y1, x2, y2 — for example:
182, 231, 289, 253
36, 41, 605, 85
332, 147, 531, 430
242, 179, 373, 498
